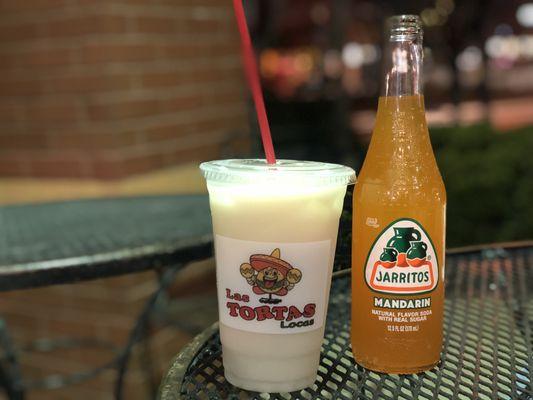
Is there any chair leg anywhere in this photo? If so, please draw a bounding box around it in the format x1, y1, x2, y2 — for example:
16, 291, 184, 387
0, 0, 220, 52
140, 333, 159, 399
0, 319, 24, 400
0, 363, 23, 400
114, 264, 182, 400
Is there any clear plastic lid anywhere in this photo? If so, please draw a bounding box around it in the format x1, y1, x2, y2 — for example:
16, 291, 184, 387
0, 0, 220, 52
200, 159, 356, 187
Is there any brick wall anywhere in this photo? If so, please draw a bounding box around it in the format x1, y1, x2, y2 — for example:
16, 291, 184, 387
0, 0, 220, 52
0, 0, 250, 179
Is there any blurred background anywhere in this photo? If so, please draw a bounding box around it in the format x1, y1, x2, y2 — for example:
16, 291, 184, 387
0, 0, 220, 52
0, 0, 531, 398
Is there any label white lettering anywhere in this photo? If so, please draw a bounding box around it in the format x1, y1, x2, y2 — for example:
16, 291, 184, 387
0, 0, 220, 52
374, 296, 431, 309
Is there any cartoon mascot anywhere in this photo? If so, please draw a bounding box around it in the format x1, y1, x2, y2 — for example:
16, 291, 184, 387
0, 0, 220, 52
240, 248, 302, 304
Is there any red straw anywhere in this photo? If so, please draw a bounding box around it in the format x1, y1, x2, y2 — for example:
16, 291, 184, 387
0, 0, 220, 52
232, 0, 276, 164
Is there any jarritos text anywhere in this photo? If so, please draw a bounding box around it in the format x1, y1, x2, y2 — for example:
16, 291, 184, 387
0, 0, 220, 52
365, 219, 439, 295
225, 248, 316, 330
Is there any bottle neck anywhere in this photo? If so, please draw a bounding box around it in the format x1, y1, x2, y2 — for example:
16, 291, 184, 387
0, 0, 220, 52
382, 36, 423, 97
358, 16, 440, 185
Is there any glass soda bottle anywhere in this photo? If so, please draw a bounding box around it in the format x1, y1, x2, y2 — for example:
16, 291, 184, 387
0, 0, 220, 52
351, 15, 446, 373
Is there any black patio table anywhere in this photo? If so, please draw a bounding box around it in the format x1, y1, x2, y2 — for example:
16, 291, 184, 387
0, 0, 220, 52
0, 194, 213, 291
159, 242, 533, 400
0, 194, 213, 399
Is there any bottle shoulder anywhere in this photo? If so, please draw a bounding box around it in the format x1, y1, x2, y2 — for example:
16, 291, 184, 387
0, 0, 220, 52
355, 169, 446, 205
358, 95, 446, 204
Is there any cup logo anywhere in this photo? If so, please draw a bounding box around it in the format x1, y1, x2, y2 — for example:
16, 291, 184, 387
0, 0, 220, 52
216, 236, 330, 334
240, 248, 303, 304
365, 219, 439, 294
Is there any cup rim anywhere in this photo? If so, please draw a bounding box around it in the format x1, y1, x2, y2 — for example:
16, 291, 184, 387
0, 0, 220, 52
200, 159, 356, 186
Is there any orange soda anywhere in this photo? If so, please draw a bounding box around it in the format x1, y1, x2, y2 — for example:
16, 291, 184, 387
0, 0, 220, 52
351, 15, 446, 374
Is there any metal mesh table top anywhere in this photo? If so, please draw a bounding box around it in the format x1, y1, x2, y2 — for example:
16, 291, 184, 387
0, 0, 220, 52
159, 243, 533, 400
0, 195, 212, 291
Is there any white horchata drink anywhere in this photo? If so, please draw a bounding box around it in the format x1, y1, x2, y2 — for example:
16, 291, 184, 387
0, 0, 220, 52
200, 159, 356, 393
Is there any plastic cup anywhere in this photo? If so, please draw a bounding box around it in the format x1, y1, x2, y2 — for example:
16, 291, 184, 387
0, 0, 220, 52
200, 159, 355, 393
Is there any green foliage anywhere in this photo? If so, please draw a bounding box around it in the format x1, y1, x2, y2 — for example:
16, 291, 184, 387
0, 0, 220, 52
430, 124, 533, 247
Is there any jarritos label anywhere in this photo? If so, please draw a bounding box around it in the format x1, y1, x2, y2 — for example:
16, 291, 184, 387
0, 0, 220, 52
215, 235, 331, 334
365, 218, 439, 295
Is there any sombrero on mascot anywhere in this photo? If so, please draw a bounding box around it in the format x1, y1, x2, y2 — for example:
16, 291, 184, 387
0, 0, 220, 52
240, 249, 302, 301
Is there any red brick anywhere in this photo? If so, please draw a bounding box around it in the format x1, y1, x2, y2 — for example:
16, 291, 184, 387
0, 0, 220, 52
0, 132, 48, 149
116, 0, 223, 4
208, 88, 246, 104
0, 309, 49, 333
19, 343, 116, 371
159, 41, 239, 59
82, 43, 158, 63
0, 78, 45, 96
0, 293, 138, 316
0, 22, 44, 42
136, 16, 179, 34
157, 42, 201, 58
92, 153, 165, 179
27, 153, 89, 178
0, 102, 25, 122
107, 0, 187, 4
96, 323, 134, 346
28, 386, 113, 400
141, 71, 182, 88
208, 42, 240, 57
87, 98, 160, 120
26, 101, 81, 124
195, 114, 247, 133
47, 130, 138, 151
121, 152, 167, 176
0, 0, 247, 181
0, 48, 73, 68
185, 18, 226, 33
87, 158, 125, 179
232, 135, 251, 154
93, 271, 157, 289
43, 311, 133, 335
158, 94, 203, 113
0, 0, 66, 12
143, 122, 196, 143
142, 114, 247, 146
120, 374, 153, 400
167, 142, 221, 165
45, 73, 133, 94
141, 66, 241, 89
87, 94, 203, 121
0, 153, 28, 176
18, 352, 98, 380
192, 66, 242, 83
46, 15, 129, 37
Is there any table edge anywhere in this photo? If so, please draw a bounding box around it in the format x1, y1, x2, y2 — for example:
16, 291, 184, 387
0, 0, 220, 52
158, 322, 220, 400
0, 234, 214, 291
